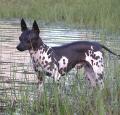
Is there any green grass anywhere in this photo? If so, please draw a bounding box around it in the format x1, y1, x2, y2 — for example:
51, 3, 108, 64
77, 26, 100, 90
2, 57, 120, 115
0, 2, 120, 113
0, 0, 120, 31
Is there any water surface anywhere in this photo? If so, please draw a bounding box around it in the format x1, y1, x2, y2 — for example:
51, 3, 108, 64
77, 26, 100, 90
0, 20, 120, 113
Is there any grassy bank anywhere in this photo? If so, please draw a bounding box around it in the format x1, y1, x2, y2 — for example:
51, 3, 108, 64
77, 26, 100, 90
0, 0, 120, 31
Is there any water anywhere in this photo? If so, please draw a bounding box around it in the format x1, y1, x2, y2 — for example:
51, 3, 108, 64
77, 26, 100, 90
0, 20, 120, 113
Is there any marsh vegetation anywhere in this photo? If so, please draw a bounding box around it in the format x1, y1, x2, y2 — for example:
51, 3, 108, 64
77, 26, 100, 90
0, 20, 120, 115
0, 0, 120, 32
0, 0, 120, 114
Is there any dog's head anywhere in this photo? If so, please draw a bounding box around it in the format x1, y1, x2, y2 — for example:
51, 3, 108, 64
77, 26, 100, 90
17, 19, 43, 51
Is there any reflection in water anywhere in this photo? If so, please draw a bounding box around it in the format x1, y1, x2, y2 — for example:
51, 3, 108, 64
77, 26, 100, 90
0, 20, 119, 113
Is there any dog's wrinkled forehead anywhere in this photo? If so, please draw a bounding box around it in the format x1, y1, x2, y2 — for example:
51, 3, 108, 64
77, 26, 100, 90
19, 29, 38, 41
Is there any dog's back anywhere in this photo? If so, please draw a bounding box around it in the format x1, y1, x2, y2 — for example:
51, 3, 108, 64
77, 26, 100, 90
17, 19, 120, 90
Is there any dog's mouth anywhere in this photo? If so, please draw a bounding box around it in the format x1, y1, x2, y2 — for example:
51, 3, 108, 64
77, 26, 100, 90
16, 44, 27, 51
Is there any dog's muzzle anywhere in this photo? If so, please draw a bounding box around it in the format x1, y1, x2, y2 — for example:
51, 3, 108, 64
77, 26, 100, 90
16, 43, 27, 51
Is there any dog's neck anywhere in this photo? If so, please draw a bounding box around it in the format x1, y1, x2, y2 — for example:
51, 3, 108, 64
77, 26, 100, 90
29, 36, 50, 53
29, 42, 51, 55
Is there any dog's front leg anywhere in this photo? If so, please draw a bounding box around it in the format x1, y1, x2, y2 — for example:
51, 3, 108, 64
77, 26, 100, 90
54, 73, 61, 82
36, 71, 44, 91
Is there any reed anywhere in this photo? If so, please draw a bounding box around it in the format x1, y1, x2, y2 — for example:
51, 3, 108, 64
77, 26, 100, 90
4, 58, 120, 115
0, 0, 120, 31
0, 2, 120, 113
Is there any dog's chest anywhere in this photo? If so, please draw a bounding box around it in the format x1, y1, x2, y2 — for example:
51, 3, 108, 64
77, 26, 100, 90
30, 46, 69, 76
30, 47, 56, 73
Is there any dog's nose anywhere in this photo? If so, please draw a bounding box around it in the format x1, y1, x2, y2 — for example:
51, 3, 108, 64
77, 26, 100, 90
16, 45, 26, 51
16, 45, 22, 51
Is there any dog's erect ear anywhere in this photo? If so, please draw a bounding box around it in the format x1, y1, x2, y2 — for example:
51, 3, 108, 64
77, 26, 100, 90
32, 20, 40, 34
21, 18, 28, 31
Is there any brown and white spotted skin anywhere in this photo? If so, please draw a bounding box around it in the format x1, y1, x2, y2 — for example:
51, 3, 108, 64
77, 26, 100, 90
17, 19, 120, 90
58, 56, 69, 75
29, 43, 70, 82
30, 45, 61, 81
84, 47, 104, 89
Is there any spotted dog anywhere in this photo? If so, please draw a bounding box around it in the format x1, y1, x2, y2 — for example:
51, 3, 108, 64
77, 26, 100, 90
17, 19, 120, 89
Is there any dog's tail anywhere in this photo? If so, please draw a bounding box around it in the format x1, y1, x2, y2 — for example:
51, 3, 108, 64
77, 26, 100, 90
101, 44, 120, 59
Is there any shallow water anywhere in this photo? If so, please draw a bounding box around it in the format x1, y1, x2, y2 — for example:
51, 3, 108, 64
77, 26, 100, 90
0, 19, 120, 113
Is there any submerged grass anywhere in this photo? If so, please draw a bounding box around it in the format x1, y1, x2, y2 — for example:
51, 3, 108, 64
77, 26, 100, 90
3, 57, 120, 115
0, 0, 120, 31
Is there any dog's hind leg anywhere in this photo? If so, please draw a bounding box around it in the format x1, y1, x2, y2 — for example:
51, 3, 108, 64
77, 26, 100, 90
84, 64, 104, 90
92, 63, 104, 90
84, 62, 104, 89
95, 73, 104, 90
84, 63, 96, 88
85, 50, 104, 89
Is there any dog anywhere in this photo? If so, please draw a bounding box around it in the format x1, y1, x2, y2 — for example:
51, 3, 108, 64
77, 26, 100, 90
17, 19, 120, 89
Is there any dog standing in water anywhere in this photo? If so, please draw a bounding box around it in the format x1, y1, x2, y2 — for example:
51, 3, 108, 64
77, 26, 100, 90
17, 19, 120, 89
